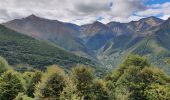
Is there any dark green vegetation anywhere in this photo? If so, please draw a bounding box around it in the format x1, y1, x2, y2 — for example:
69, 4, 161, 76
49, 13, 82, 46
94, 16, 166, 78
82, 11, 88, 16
0, 55, 170, 100
0, 25, 95, 70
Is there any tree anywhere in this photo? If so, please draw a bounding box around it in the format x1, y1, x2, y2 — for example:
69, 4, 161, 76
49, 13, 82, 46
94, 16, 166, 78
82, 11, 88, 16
165, 58, 170, 64
0, 57, 10, 76
14, 93, 34, 100
60, 77, 81, 100
105, 54, 170, 100
71, 65, 95, 99
121, 54, 150, 69
91, 79, 110, 100
35, 65, 68, 99
0, 71, 24, 100
105, 54, 150, 83
25, 71, 42, 97
144, 84, 170, 100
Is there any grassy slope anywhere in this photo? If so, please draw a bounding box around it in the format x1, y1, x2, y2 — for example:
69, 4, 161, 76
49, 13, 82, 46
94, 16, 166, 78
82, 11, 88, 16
0, 25, 95, 69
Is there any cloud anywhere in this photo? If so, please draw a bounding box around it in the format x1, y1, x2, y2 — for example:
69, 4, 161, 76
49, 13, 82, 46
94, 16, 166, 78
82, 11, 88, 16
110, 0, 145, 17
0, 0, 169, 25
136, 2, 170, 19
161, 14, 170, 20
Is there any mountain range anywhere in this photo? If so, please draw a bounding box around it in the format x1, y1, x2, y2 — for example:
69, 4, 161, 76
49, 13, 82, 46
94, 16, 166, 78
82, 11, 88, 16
2, 15, 170, 72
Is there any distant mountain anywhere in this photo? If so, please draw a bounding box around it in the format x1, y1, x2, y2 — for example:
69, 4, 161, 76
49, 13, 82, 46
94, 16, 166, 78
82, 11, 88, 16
98, 17, 164, 56
126, 16, 164, 32
98, 17, 170, 72
80, 21, 114, 50
0, 24, 95, 69
3, 15, 94, 59
107, 16, 164, 35
107, 22, 131, 35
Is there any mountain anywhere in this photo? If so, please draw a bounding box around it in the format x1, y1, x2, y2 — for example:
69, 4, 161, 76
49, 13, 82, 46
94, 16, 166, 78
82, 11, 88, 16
0, 24, 95, 69
98, 17, 170, 72
99, 17, 164, 56
3, 15, 94, 59
107, 22, 131, 35
80, 21, 114, 50
3, 15, 169, 72
107, 16, 164, 35
126, 16, 164, 32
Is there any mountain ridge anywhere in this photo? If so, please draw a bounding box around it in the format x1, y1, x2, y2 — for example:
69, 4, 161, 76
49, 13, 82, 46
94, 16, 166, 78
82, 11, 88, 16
3, 15, 170, 72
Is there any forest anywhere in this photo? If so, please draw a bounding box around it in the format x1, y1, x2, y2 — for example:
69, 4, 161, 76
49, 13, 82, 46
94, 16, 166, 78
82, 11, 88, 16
0, 54, 170, 100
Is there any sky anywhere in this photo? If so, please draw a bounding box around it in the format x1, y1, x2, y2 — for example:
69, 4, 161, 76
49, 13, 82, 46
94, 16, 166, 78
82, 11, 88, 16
0, 0, 170, 25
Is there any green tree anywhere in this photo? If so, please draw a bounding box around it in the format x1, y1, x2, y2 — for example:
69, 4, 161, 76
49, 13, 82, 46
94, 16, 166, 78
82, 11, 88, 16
0, 71, 24, 100
71, 65, 95, 99
35, 65, 67, 99
144, 84, 170, 100
25, 71, 42, 97
91, 79, 110, 100
60, 77, 81, 100
14, 93, 34, 100
105, 54, 170, 100
0, 57, 10, 75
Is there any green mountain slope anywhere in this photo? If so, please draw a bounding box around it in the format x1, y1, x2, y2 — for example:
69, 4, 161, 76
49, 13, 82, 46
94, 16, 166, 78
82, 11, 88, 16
3, 15, 95, 59
98, 18, 170, 72
0, 25, 95, 69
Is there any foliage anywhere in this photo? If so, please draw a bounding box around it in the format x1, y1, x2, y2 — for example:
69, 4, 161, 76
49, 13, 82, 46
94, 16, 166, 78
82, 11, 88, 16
14, 93, 34, 100
0, 55, 170, 100
0, 56, 10, 76
144, 84, 170, 100
71, 65, 110, 99
71, 65, 95, 99
0, 71, 24, 100
25, 71, 42, 97
105, 55, 170, 100
35, 65, 68, 99
165, 58, 170, 64
60, 77, 81, 100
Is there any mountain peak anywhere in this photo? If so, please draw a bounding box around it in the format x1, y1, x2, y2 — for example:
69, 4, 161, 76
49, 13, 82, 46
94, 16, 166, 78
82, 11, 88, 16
161, 17, 170, 28
139, 16, 164, 23
147, 16, 159, 19
168, 17, 170, 21
92, 21, 108, 28
93, 21, 104, 25
24, 14, 42, 20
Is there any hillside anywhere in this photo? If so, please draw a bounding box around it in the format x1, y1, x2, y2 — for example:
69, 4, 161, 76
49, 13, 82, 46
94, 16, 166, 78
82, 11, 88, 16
3, 15, 95, 59
98, 17, 170, 72
0, 24, 95, 69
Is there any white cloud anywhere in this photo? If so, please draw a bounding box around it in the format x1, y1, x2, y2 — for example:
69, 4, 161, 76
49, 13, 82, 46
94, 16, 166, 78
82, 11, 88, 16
137, 2, 170, 18
0, 0, 169, 25
160, 14, 170, 20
